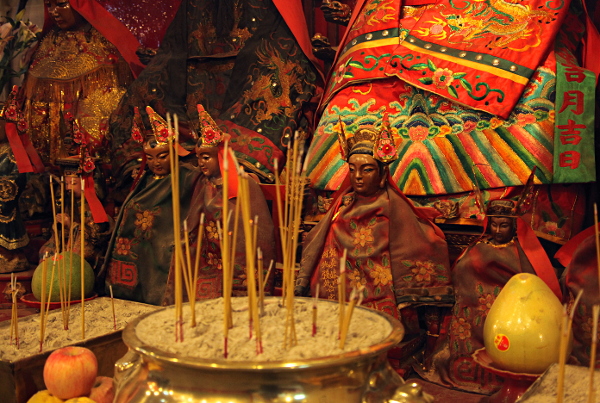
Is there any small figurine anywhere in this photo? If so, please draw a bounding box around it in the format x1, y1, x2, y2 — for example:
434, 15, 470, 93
0, 118, 30, 273
296, 115, 452, 340
418, 182, 562, 394
102, 106, 199, 305
164, 105, 276, 302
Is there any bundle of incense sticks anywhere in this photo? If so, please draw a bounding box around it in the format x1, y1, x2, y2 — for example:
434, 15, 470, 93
340, 286, 365, 349
238, 168, 262, 354
48, 175, 77, 332
274, 133, 307, 349
557, 289, 583, 403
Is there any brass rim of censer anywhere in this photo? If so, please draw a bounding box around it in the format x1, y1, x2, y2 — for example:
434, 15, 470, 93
121, 297, 405, 371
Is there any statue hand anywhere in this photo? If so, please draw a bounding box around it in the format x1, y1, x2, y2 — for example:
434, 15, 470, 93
56, 213, 71, 228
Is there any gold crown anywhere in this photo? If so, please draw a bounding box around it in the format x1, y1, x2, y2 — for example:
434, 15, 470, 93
145, 106, 170, 145
197, 104, 224, 147
337, 113, 399, 164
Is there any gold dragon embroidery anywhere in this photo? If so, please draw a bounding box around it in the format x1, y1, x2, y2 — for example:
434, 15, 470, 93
417, 0, 556, 52
241, 41, 306, 124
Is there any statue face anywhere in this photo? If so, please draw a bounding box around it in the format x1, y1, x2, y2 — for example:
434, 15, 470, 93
44, 0, 87, 31
348, 153, 385, 197
65, 175, 81, 197
488, 216, 516, 245
144, 142, 171, 176
196, 145, 220, 179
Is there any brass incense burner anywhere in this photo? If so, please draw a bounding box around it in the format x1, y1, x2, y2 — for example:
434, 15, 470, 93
113, 298, 416, 403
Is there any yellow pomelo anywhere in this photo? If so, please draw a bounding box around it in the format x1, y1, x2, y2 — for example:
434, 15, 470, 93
483, 272, 567, 374
27, 390, 64, 403
32, 252, 94, 302
64, 398, 96, 403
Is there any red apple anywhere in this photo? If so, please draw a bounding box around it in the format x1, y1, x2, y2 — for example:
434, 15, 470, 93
88, 376, 115, 403
43, 346, 98, 400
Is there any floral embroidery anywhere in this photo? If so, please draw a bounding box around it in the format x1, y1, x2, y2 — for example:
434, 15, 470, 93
411, 261, 436, 283
205, 221, 219, 240
477, 293, 495, 316
395, 56, 505, 102
206, 252, 222, 271
135, 210, 156, 232
353, 225, 374, 248
401, 260, 448, 286
115, 237, 131, 255
432, 68, 454, 89
371, 263, 392, 286
233, 133, 252, 147
348, 269, 367, 290
451, 317, 472, 341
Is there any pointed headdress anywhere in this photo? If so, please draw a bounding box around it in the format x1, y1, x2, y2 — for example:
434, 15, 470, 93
196, 104, 225, 147
337, 113, 400, 164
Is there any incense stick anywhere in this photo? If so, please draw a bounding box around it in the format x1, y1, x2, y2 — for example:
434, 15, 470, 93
222, 141, 232, 336
168, 113, 184, 342
340, 286, 359, 349
263, 260, 274, 291
588, 305, 599, 403
257, 248, 265, 315
59, 177, 67, 329
312, 284, 320, 337
338, 248, 347, 338
39, 253, 47, 352
110, 285, 117, 331
557, 304, 569, 403
80, 178, 86, 339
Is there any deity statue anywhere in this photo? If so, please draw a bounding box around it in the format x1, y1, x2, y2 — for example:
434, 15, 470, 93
0, 99, 30, 273
418, 189, 563, 394
108, 0, 323, 202
296, 115, 453, 346
163, 105, 276, 303
20, 0, 143, 167
303, 0, 598, 246
102, 107, 199, 305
